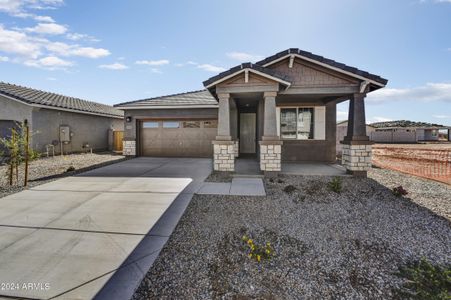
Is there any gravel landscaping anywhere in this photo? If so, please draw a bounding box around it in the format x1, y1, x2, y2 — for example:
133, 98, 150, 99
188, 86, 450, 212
0, 153, 125, 198
133, 169, 450, 299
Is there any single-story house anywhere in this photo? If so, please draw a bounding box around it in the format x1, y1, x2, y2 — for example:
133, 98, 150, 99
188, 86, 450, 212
369, 120, 451, 143
336, 120, 375, 156
115, 48, 388, 176
0, 82, 124, 154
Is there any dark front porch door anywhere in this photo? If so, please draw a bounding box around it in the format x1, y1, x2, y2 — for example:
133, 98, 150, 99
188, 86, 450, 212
239, 113, 256, 154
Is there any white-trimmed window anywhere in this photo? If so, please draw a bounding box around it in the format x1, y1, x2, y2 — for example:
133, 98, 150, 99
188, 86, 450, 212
279, 106, 325, 140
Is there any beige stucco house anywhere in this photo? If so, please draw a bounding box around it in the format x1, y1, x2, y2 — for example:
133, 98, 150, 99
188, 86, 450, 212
116, 48, 388, 176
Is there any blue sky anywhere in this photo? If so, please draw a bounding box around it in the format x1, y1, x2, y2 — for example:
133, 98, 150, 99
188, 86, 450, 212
0, 0, 450, 125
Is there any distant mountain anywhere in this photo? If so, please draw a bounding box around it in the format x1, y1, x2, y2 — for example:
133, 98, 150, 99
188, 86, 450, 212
369, 120, 445, 128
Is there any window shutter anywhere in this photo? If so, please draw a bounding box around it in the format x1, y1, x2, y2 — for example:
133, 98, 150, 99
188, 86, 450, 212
276, 107, 280, 137
314, 106, 326, 140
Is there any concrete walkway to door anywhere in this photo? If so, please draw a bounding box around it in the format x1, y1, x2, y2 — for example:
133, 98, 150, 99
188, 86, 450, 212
0, 157, 211, 300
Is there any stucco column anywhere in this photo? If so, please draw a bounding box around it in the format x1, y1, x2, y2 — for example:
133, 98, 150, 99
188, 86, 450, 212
262, 91, 279, 140
216, 93, 232, 140
341, 93, 372, 177
345, 93, 369, 141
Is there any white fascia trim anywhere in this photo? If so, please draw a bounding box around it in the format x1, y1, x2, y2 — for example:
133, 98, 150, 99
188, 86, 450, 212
117, 105, 219, 110
0, 93, 123, 119
205, 68, 291, 89
262, 54, 385, 87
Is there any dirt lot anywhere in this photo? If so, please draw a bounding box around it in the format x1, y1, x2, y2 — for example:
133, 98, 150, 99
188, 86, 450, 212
372, 143, 451, 185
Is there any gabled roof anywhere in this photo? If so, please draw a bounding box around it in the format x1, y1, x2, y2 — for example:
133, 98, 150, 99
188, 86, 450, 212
114, 90, 218, 109
256, 48, 388, 86
203, 63, 291, 88
0, 82, 123, 118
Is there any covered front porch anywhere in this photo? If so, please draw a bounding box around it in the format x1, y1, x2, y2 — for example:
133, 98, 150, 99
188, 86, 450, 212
203, 49, 388, 177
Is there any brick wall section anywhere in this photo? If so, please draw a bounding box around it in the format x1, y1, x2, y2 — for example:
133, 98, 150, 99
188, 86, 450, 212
342, 144, 372, 171
213, 143, 235, 171
260, 144, 282, 171
123, 140, 136, 156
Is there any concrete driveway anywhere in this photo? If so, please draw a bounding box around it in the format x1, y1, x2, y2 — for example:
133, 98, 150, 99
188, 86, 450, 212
0, 157, 212, 300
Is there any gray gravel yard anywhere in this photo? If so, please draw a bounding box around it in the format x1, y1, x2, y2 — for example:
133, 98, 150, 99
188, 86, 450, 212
0, 153, 125, 198
133, 168, 450, 299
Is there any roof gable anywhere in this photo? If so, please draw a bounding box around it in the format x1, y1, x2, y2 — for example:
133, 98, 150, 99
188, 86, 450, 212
256, 48, 388, 87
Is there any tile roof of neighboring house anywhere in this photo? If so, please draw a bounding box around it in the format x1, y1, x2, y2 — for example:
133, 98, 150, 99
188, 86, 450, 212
255, 48, 388, 85
370, 120, 447, 129
0, 82, 123, 118
114, 90, 218, 108
202, 62, 291, 88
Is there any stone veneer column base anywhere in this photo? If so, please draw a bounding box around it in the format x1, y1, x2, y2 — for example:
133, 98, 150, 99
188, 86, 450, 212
259, 141, 283, 172
212, 141, 235, 171
123, 140, 136, 156
341, 143, 372, 177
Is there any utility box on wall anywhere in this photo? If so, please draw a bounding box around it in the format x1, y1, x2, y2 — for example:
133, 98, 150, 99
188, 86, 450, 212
59, 126, 70, 142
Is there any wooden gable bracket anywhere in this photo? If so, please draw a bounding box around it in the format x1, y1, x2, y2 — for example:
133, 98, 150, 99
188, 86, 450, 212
244, 69, 249, 83
360, 80, 370, 93
288, 55, 295, 68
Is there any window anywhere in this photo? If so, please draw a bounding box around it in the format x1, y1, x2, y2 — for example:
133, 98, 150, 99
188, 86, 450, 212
183, 121, 201, 128
163, 121, 180, 128
203, 120, 218, 128
142, 121, 159, 128
280, 107, 314, 139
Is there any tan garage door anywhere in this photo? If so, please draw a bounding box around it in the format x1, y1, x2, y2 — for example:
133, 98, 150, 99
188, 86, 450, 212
140, 120, 217, 157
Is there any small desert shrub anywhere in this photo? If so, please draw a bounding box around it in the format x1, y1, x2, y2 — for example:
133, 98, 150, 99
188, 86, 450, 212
66, 166, 76, 172
328, 177, 342, 193
277, 178, 284, 184
242, 235, 273, 263
395, 258, 451, 299
392, 186, 408, 197
283, 185, 296, 193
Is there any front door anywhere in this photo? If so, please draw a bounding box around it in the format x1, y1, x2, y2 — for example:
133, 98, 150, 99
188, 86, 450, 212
240, 113, 256, 154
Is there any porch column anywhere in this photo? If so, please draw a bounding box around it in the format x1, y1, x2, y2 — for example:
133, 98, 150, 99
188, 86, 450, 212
341, 93, 372, 177
212, 93, 235, 171
448, 129, 451, 141
260, 91, 282, 173
217, 93, 232, 140
263, 91, 278, 139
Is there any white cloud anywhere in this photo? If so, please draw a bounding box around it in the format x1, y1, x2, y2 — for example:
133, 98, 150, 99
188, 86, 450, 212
33, 15, 54, 22
433, 114, 451, 119
197, 64, 226, 73
150, 68, 162, 74
24, 55, 73, 69
0, 55, 9, 62
0, 0, 63, 14
226, 51, 264, 62
66, 32, 99, 42
174, 61, 198, 67
98, 62, 128, 70
46, 76, 57, 80
135, 59, 170, 66
0, 25, 41, 58
367, 82, 451, 103
26, 22, 67, 35
70, 47, 110, 58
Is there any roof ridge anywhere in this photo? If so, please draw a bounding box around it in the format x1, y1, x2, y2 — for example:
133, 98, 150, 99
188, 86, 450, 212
114, 89, 208, 107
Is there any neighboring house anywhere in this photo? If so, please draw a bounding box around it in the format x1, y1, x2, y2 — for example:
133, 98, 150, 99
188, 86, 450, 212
115, 48, 388, 176
336, 120, 375, 156
369, 120, 451, 143
0, 82, 124, 154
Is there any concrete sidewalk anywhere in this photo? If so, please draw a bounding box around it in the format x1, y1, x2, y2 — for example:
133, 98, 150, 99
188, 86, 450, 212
0, 157, 212, 300
197, 178, 266, 196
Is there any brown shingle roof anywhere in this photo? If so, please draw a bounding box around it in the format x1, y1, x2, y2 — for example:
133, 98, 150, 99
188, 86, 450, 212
0, 82, 123, 118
